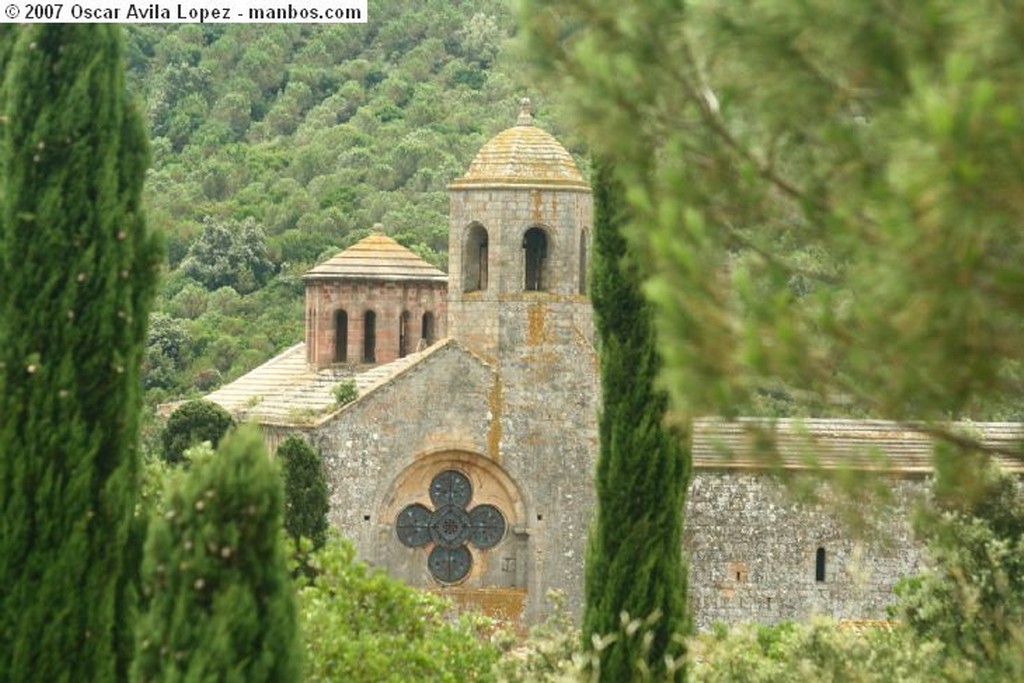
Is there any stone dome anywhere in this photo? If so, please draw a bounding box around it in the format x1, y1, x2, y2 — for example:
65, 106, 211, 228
449, 99, 589, 190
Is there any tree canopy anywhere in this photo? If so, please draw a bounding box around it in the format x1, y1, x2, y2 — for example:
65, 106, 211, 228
521, 0, 1024, 429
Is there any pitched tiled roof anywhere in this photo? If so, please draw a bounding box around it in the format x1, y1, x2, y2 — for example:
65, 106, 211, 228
449, 99, 588, 190
692, 417, 1024, 473
203, 341, 450, 426
303, 233, 447, 282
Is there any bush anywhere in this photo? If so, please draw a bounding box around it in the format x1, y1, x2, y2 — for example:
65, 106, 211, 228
299, 535, 501, 682
134, 428, 301, 682
493, 595, 690, 683
491, 591, 583, 683
278, 436, 329, 550
893, 464, 1024, 681
689, 620, 941, 683
161, 399, 235, 464
332, 378, 358, 406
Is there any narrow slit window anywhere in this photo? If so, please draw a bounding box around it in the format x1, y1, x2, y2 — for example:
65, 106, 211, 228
815, 547, 826, 582
399, 311, 410, 358
334, 309, 348, 363
363, 310, 376, 363
579, 229, 589, 295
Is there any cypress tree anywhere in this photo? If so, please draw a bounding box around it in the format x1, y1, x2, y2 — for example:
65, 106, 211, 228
278, 435, 329, 551
582, 159, 691, 681
0, 26, 160, 683
133, 426, 302, 683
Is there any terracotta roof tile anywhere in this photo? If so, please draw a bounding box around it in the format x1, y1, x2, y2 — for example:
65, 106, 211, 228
693, 417, 1024, 473
303, 233, 447, 282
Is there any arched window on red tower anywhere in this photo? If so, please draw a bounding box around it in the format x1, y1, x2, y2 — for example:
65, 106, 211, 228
334, 309, 348, 363
363, 310, 376, 363
399, 310, 410, 358
421, 311, 435, 348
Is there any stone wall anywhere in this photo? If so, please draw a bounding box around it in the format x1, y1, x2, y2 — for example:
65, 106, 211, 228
309, 324, 600, 622
447, 186, 592, 358
684, 470, 927, 629
488, 296, 599, 620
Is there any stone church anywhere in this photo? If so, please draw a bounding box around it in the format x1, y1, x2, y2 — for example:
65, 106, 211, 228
205, 101, 1024, 628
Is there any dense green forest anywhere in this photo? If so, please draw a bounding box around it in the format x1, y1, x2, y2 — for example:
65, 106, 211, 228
124, 5, 574, 407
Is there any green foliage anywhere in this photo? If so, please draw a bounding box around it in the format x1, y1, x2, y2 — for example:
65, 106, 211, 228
689, 620, 941, 683
582, 158, 690, 681
893, 464, 1024, 680
161, 399, 235, 465
332, 378, 358, 406
133, 427, 302, 683
298, 534, 501, 682
520, 0, 1024, 428
495, 593, 691, 683
278, 436, 329, 550
492, 592, 581, 683
179, 217, 277, 294
0, 26, 161, 683
519, 3, 1024, 678
145, 311, 194, 390
119, 13, 561, 406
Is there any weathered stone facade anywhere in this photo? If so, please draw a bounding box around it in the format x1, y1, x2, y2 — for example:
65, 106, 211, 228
685, 471, 925, 629
204, 101, 1024, 629
274, 101, 598, 623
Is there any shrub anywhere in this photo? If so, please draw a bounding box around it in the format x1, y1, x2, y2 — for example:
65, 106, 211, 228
299, 534, 501, 682
278, 436, 329, 550
492, 591, 583, 683
134, 428, 301, 682
689, 620, 941, 683
332, 378, 358, 406
161, 399, 235, 464
893, 464, 1024, 681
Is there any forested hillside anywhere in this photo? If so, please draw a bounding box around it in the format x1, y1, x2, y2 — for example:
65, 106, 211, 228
125, 3, 564, 406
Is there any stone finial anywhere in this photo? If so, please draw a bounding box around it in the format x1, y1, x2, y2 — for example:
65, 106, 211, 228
516, 97, 533, 126
371, 222, 385, 234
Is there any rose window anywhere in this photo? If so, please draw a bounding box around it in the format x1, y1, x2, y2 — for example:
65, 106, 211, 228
396, 469, 507, 583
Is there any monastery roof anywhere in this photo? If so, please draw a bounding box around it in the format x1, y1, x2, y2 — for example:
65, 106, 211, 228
303, 232, 447, 282
204, 341, 453, 426
692, 417, 1024, 473
201, 343, 1024, 473
449, 98, 589, 191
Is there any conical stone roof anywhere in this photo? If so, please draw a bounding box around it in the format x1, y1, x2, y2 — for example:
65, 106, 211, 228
303, 231, 446, 282
449, 98, 588, 190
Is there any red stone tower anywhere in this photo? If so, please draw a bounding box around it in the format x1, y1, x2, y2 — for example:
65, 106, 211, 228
303, 230, 447, 369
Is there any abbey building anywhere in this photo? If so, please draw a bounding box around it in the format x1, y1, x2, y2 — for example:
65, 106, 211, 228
205, 101, 1024, 627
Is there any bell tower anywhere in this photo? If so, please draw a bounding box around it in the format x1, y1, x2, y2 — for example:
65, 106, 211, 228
445, 99, 598, 620
447, 98, 594, 358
